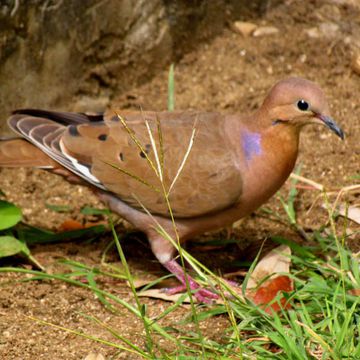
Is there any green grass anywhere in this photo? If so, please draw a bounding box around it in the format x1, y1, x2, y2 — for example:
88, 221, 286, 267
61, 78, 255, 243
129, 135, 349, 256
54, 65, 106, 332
1, 206, 359, 359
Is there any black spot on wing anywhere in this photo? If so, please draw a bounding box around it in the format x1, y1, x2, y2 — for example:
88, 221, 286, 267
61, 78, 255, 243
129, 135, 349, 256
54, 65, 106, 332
98, 134, 107, 141
140, 144, 151, 159
68, 125, 80, 136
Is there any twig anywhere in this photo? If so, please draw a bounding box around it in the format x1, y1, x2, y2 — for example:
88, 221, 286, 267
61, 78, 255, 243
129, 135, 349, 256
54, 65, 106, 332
10, 0, 19, 17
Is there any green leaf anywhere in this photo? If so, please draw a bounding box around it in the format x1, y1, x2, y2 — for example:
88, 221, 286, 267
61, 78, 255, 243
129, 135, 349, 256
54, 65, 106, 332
272, 236, 315, 259
0, 200, 22, 230
0, 235, 29, 258
17, 224, 107, 245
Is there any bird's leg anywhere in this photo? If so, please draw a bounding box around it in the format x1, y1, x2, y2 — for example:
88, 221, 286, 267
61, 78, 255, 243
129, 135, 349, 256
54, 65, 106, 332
95, 193, 219, 303
148, 234, 218, 303
162, 259, 218, 303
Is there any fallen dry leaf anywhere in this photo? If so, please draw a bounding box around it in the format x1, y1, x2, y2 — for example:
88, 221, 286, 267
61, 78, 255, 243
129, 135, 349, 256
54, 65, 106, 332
129, 273, 160, 289
59, 219, 85, 231
58, 219, 106, 231
246, 245, 293, 313
338, 204, 360, 225
246, 245, 291, 289
138, 288, 191, 304
348, 288, 360, 296
251, 275, 293, 313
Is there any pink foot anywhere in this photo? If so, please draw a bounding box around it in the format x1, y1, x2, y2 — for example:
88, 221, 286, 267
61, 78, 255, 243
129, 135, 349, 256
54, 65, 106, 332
163, 284, 187, 295
163, 259, 219, 303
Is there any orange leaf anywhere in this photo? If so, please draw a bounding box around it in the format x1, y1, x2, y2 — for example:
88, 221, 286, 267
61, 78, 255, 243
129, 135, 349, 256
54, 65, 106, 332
348, 288, 360, 296
59, 219, 85, 231
58, 219, 106, 231
250, 275, 293, 313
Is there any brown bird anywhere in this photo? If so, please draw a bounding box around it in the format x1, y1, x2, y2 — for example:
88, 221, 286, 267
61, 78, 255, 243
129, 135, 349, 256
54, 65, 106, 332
0, 77, 344, 302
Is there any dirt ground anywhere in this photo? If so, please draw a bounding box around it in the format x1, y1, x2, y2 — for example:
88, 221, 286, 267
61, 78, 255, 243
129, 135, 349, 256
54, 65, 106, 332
1, 0, 360, 359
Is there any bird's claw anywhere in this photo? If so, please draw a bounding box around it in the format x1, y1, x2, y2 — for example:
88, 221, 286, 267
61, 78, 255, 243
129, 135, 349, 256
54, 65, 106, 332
162, 283, 218, 303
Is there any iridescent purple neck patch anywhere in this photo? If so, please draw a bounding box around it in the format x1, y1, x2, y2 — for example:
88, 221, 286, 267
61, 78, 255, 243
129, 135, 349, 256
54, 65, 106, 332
241, 130, 262, 162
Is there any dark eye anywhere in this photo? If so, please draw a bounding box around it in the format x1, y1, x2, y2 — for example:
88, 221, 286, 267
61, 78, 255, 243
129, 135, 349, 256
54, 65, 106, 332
297, 99, 309, 111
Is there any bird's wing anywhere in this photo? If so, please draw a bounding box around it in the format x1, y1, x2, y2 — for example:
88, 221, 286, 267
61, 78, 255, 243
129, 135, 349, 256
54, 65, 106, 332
6, 110, 243, 218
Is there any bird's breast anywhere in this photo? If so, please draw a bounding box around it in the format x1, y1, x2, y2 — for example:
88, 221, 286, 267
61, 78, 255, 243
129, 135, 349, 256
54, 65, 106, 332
237, 127, 299, 214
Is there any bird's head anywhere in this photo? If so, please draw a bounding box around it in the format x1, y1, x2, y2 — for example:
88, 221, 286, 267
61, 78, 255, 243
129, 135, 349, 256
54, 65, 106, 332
262, 77, 344, 139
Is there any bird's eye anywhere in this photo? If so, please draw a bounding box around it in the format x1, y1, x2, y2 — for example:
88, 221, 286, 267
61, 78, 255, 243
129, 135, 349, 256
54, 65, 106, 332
297, 99, 309, 111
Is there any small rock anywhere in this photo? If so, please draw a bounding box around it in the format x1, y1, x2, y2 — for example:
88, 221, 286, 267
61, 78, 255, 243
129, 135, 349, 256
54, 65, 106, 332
305, 22, 340, 39
83, 353, 106, 360
266, 65, 273, 75
319, 22, 340, 38
253, 26, 279, 37
305, 27, 321, 38
327, 0, 359, 7
351, 53, 360, 75
232, 21, 257, 36
298, 54, 307, 63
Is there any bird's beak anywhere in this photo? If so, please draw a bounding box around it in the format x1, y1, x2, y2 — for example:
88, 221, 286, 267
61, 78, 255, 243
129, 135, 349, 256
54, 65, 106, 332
316, 114, 344, 140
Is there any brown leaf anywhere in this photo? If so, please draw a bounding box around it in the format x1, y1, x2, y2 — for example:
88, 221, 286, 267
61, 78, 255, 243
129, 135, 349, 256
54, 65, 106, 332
246, 245, 291, 290
339, 205, 360, 225
59, 219, 85, 231
129, 273, 160, 289
348, 288, 360, 296
58, 219, 105, 231
138, 288, 191, 304
246, 245, 292, 313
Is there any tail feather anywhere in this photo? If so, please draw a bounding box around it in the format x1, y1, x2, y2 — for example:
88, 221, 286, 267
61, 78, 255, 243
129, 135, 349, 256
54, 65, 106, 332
12, 109, 103, 125
0, 139, 57, 168
1, 109, 105, 188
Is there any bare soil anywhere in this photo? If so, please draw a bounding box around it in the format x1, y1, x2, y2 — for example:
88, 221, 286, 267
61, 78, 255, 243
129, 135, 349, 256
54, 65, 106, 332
0, 0, 360, 359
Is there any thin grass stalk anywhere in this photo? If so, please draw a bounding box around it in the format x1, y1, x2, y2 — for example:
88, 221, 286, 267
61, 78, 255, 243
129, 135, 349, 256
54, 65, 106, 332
146, 117, 209, 356
26, 316, 151, 358
0, 267, 177, 343
79, 312, 154, 357
296, 320, 336, 358
160, 187, 209, 357
108, 113, 209, 355
109, 216, 156, 356
116, 113, 159, 177
321, 190, 347, 305
215, 281, 243, 359
168, 64, 175, 111
60, 259, 126, 281
145, 119, 163, 182
168, 120, 198, 195
155, 115, 164, 174
104, 161, 161, 193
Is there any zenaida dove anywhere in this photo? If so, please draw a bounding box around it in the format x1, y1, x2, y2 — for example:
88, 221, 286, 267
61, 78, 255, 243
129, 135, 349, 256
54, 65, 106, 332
0, 77, 344, 302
